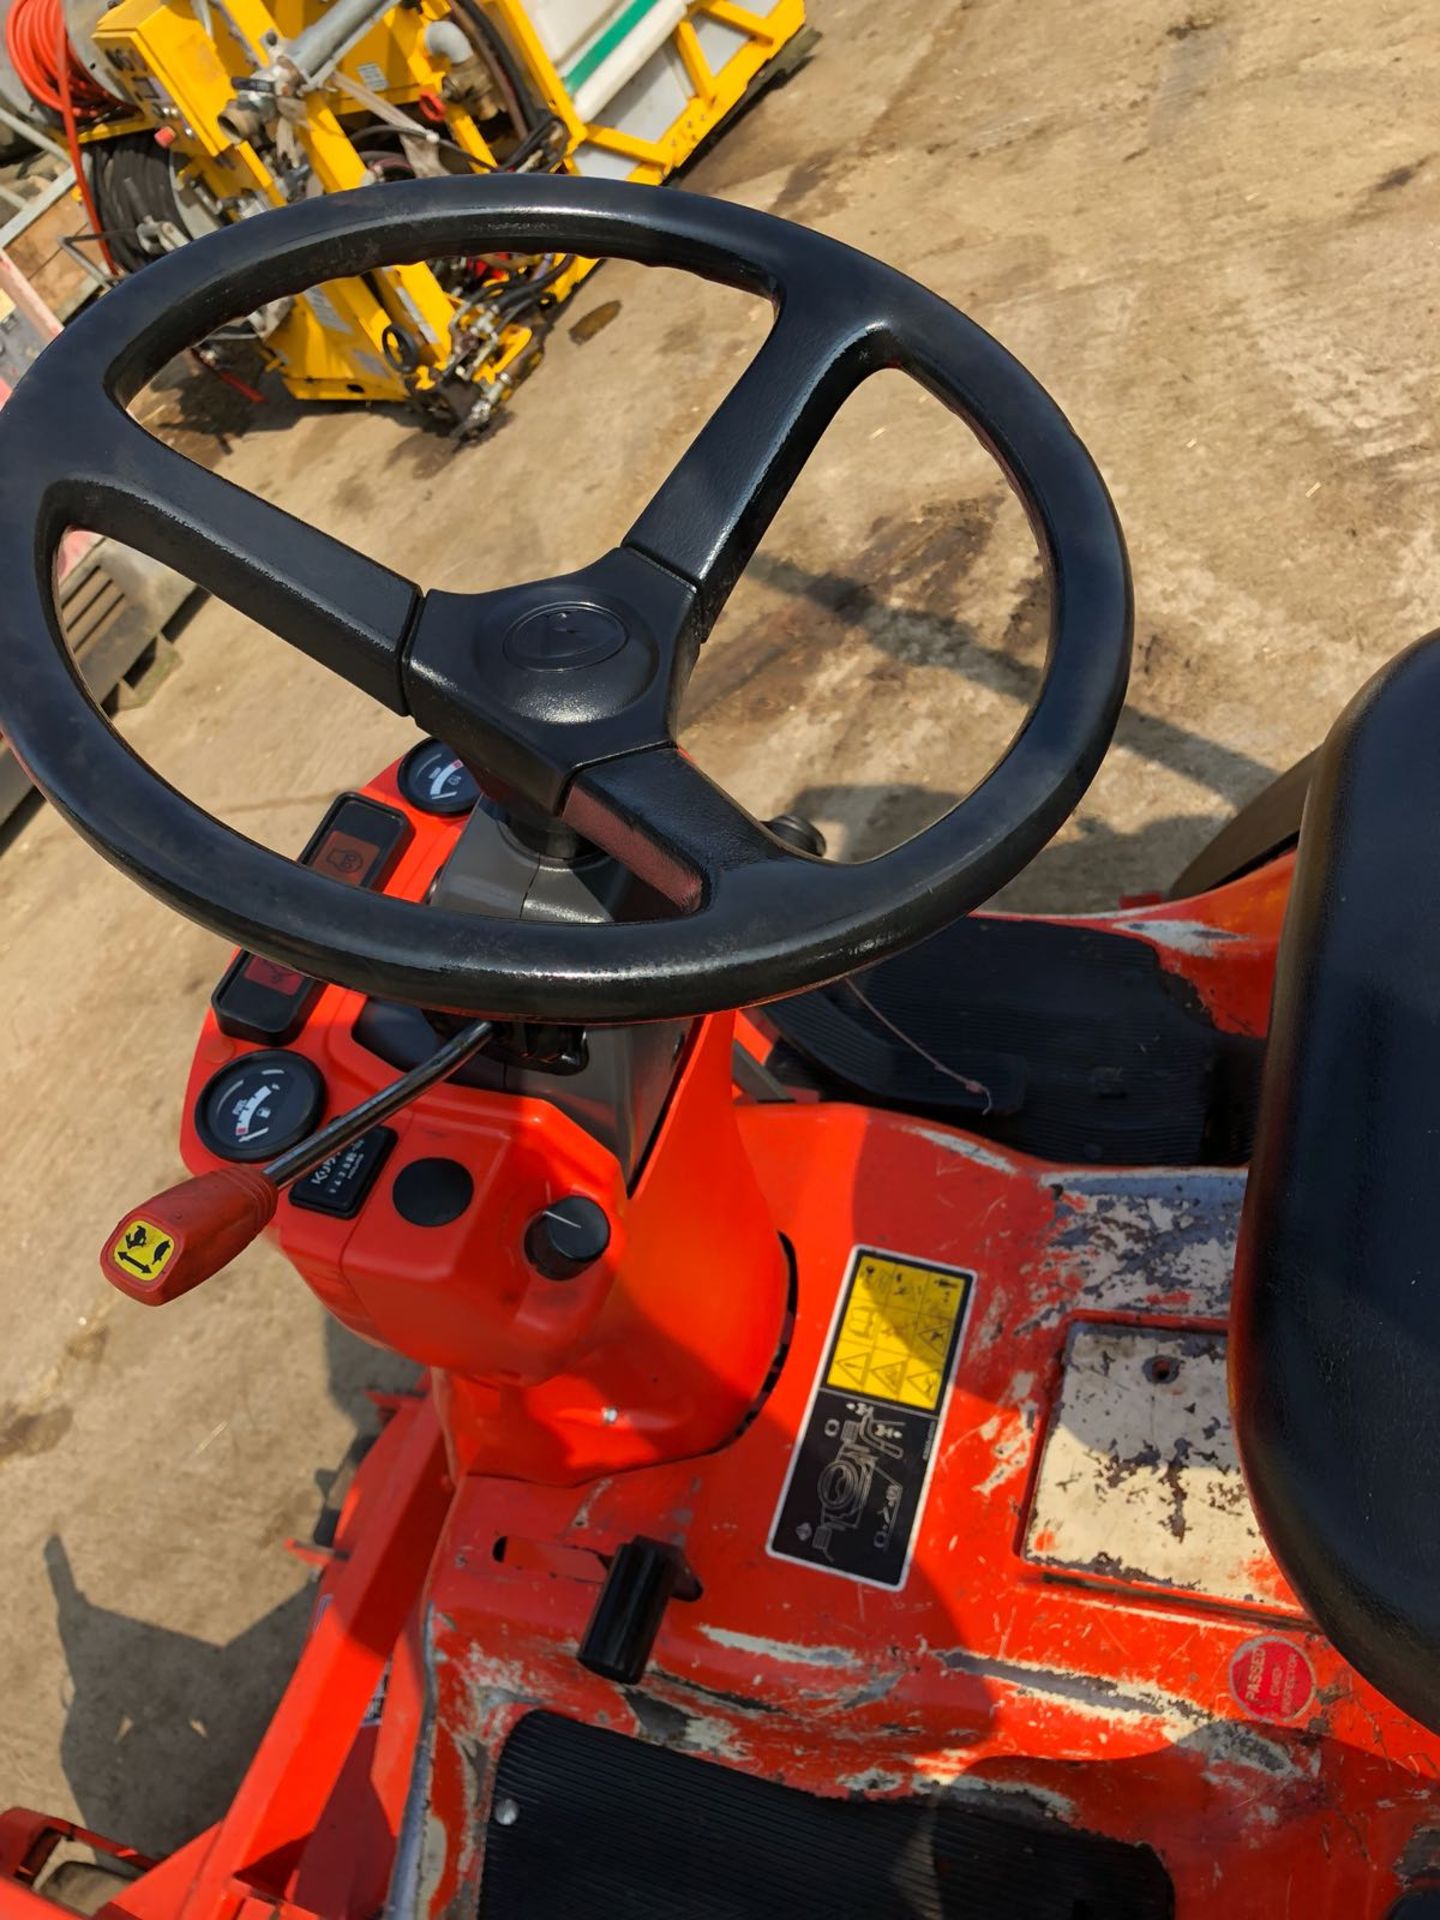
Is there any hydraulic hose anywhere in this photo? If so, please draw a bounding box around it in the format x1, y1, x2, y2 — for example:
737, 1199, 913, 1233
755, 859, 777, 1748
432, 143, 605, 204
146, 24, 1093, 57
5, 0, 121, 271
501, 110, 565, 171
5, 0, 116, 115
447, 0, 545, 136
491, 248, 574, 320
89, 133, 176, 272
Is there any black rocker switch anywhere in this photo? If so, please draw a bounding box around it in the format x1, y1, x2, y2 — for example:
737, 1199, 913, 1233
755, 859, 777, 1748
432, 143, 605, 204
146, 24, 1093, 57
578, 1537, 698, 1684
525, 1195, 610, 1279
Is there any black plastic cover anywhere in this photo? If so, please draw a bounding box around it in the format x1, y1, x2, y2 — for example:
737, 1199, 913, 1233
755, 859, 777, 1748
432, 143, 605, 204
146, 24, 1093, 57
212, 793, 411, 1043
1234, 632, 1440, 1735
769, 916, 1261, 1165
390, 1157, 474, 1227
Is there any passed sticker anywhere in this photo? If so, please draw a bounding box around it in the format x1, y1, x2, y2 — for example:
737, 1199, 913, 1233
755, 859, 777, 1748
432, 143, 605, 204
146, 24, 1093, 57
110, 1217, 176, 1285
1228, 1635, 1316, 1723
769, 1248, 974, 1589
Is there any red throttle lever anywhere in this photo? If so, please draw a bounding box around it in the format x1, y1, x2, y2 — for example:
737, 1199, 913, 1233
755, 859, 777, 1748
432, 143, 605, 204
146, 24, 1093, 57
102, 1169, 278, 1304
99, 1017, 495, 1305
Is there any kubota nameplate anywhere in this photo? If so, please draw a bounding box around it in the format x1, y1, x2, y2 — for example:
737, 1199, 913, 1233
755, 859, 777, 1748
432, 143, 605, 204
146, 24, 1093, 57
769, 1248, 974, 1588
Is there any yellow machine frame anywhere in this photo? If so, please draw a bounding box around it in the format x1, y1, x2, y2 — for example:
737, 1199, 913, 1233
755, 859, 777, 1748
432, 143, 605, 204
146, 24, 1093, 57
84, 0, 807, 415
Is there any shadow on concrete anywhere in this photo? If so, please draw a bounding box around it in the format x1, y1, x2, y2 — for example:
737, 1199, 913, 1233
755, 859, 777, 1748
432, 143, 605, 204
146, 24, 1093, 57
321, 1310, 422, 1429
44, 1319, 419, 1858
43, 1535, 312, 1861
787, 778, 1228, 913
682, 500, 1285, 906
744, 542, 1274, 811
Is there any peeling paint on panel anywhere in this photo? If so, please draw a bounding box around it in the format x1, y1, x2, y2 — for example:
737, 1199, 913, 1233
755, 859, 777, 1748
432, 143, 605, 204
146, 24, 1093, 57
1188, 1717, 1310, 1780
837, 1670, 904, 1708
913, 1126, 1020, 1174
1018, 1170, 1244, 1331
1024, 1325, 1274, 1605
698, 1625, 862, 1668
840, 1767, 908, 1794
975, 1416, 1035, 1497
625, 1687, 749, 1761
572, 1475, 613, 1529
916, 1765, 1079, 1825
1111, 917, 1243, 954
935, 1644, 1208, 1735
649, 1670, 787, 1717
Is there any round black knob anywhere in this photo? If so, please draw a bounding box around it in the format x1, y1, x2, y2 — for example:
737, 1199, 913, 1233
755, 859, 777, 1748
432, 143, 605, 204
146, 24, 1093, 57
524, 1195, 611, 1280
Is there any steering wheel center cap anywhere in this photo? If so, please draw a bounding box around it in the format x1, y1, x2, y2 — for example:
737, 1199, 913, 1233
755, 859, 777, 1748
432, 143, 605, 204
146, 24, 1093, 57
503, 601, 629, 670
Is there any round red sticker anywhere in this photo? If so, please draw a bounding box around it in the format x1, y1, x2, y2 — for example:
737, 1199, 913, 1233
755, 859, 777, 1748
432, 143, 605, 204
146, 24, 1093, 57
1228, 1636, 1316, 1722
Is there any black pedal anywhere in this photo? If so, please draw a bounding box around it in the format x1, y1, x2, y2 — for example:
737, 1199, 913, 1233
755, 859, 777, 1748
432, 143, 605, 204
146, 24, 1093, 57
578, 1538, 698, 1685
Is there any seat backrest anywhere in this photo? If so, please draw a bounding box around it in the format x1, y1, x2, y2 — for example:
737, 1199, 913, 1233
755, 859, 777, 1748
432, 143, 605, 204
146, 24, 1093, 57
1234, 630, 1440, 1734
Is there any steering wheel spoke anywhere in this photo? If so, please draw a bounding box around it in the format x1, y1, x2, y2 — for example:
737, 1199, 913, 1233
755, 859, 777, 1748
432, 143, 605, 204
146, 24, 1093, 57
53, 411, 419, 711
564, 747, 800, 912
625, 295, 887, 635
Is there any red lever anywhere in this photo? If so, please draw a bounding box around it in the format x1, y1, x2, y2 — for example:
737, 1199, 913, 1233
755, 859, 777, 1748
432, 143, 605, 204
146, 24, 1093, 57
100, 1168, 277, 1305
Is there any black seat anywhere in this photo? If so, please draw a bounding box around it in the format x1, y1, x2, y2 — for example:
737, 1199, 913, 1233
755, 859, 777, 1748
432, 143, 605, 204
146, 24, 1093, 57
767, 914, 1262, 1166
1234, 631, 1440, 1735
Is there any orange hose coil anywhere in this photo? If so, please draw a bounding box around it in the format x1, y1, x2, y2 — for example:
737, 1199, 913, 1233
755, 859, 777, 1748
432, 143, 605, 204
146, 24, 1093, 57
4, 0, 117, 115
5, 0, 120, 271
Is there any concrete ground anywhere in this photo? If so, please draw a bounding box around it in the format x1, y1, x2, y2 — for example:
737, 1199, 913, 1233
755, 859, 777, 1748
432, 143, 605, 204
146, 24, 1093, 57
3, 0, 1439, 1858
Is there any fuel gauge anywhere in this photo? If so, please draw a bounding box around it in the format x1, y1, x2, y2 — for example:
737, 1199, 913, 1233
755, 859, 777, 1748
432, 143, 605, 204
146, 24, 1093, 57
195, 1051, 325, 1163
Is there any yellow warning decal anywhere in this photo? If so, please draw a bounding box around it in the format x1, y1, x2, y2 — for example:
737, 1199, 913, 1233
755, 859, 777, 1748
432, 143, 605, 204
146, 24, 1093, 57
110, 1218, 176, 1285
825, 1252, 971, 1412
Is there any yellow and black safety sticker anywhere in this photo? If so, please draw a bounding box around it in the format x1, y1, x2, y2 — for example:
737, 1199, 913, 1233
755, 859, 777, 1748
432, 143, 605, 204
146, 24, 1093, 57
110, 1217, 176, 1284
769, 1247, 975, 1589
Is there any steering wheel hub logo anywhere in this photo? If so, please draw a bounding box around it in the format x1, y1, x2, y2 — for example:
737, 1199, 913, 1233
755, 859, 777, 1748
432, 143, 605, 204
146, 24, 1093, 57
503, 601, 628, 670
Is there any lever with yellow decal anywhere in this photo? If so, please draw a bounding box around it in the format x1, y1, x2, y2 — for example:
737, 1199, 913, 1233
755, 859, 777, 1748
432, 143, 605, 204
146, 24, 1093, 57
100, 1018, 495, 1304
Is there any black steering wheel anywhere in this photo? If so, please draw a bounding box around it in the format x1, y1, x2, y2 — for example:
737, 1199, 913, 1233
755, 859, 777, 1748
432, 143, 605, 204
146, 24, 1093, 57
0, 176, 1130, 1022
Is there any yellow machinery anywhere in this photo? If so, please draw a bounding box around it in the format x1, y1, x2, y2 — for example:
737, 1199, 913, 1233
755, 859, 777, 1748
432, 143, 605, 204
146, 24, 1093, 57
5, 0, 808, 429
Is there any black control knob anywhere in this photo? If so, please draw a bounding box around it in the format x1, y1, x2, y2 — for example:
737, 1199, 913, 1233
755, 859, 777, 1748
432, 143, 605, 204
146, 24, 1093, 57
764, 811, 827, 857
524, 1195, 611, 1279
579, 1537, 692, 1684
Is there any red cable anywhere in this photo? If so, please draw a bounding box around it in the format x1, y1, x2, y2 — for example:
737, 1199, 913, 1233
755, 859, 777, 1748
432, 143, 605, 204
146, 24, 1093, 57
5, 0, 114, 115
189, 348, 266, 405
52, 0, 117, 274
4, 0, 119, 272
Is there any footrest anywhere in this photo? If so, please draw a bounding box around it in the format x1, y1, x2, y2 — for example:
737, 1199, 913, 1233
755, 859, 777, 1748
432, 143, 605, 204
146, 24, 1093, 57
479, 1712, 1173, 1919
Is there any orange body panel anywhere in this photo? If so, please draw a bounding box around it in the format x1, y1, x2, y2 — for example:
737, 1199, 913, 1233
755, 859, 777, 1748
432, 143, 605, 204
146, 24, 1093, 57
10, 771, 1432, 1920
175, 760, 790, 1483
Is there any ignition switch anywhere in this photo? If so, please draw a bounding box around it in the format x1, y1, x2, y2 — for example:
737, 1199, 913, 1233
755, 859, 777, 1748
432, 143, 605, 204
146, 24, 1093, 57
525, 1196, 611, 1280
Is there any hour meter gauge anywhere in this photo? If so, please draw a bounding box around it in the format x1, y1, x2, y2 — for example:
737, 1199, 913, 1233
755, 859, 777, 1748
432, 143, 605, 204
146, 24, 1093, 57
195, 1051, 325, 1163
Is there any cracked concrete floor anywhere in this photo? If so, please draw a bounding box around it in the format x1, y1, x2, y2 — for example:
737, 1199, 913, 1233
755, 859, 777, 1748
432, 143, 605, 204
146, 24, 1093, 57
3, 0, 1440, 1856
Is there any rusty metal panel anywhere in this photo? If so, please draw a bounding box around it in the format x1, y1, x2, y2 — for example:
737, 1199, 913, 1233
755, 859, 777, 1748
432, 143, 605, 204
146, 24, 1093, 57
1024, 1324, 1276, 1606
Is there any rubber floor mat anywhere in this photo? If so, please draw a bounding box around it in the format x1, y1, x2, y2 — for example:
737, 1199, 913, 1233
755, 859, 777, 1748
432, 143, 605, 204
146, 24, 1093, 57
478, 1711, 1173, 1919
